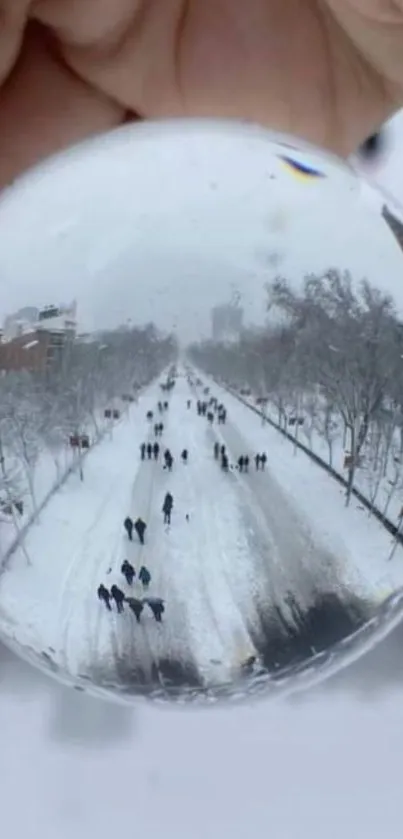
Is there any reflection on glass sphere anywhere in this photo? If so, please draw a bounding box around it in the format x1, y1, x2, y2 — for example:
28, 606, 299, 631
0, 120, 403, 706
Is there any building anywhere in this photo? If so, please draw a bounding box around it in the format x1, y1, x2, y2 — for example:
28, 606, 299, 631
0, 301, 77, 375
211, 303, 244, 344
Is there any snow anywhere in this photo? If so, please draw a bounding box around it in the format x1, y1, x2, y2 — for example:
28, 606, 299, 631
212, 381, 403, 600
1, 367, 403, 707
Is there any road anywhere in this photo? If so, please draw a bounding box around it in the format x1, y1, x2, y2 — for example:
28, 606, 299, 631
0, 369, 373, 703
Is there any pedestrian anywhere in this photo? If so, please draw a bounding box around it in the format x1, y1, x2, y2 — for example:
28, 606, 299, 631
145, 597, 165, 623
187, 399, 191, 409
139, 565, 151, 589
244, 455, 249, 472
123, 516, 134, 541
214, 441, 219, 460
110, 584, 125, 614
220, 444, 226, 458
238, 455, 244, 473
255, 453, 261, 471
181, 449, 188, 463
147, 442, 152, 459
97, 583, 112, 611
134, 517, 147, 545
221, 453, 229, 471
164, 449, 173, 471
153, 441, 160, 460
121, 559, 135, 585
126, 596, 144, 623
162, 491, 174, 525
261, 453, 267, 470
140, 442, 146, 460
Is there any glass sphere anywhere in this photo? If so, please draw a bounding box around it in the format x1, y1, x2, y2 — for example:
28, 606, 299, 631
0, 119, 402, 706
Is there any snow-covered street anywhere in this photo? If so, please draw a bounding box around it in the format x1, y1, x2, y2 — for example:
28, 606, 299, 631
0, 366, 401, 703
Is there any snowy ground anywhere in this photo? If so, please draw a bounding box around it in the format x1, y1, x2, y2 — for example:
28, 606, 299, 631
206, 378, 403, 600
0, 367, 399, 704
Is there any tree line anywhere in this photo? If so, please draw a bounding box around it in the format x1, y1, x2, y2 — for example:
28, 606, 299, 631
0, 323, 176, 520
189, 269, 403, 511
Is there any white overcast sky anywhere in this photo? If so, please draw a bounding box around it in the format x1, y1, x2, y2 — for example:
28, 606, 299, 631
0, 119, 402, 343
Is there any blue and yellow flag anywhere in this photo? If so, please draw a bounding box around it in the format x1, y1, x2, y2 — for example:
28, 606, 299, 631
278, 154, 325, 181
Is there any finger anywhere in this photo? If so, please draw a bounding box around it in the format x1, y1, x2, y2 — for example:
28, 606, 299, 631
0, 21, 126, 188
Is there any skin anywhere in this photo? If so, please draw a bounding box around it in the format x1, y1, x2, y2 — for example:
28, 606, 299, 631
0, 0, 403, 187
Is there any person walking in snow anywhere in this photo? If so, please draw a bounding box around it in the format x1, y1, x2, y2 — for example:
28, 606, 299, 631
124, 516, 134, 541
97, 583, 112, 611
134, 517, 147, 545
144, 597, 165, 623
220, 444, 226, 458
121, 560, 135, 586
126, 596, 144, 623
238, 455, 245, 473
140, 442, 146, 460
221, 453, 229, 472
261, 452, 267, 470
255, 453, 261, 471
162, 492, 174, 525
181, 449, 188, 464
244, 455, 249, 472
111, 584, 125, 614
153, 441, 160, 460
139, 565, 151, 589
147, 442, 153, 460
163, 449, 173, 471
187, 399, 191, 409
214, 441, 220, 460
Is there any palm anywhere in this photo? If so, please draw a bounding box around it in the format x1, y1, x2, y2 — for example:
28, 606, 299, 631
0, 0, 402, 187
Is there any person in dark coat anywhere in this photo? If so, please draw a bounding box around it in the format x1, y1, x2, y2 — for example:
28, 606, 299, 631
97, 583, 112, 611
244, 455, 249, 472
134, 517, 147, 545
164, 449, 173, 471
181, 449, 188, 464
164, 401, 168, 410
126, 596, 144, 623
158, 422, 164, 436
147, 442, 153, 460
144, 597, 165, 623
153, 441, 160, 460
255, 453, 261, 471
124, 516, 134, 541
261, 452, 267, 470
238, 455, 244, 473
140, 442, 146, 460
162, 492, 174, 525
220, 444, 226, 457
221, 453, 229, 471
139, 565, 151, 589
121, 560, 135, 586
214, 441, 220, 460
111, 584, 125, 614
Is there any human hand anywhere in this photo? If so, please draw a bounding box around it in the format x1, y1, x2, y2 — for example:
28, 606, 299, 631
1, 0, 403, 188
